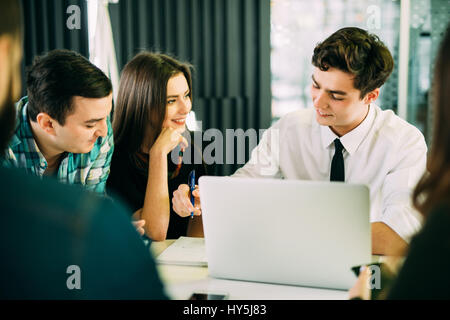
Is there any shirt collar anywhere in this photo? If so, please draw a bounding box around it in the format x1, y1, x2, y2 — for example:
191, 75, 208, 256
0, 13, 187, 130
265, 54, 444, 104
9, 97, 30, 147
11, 96, 46, 162
319, 104, 376, 155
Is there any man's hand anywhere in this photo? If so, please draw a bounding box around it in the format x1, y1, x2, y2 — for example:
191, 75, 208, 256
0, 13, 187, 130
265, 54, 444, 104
172, 184, 202, 217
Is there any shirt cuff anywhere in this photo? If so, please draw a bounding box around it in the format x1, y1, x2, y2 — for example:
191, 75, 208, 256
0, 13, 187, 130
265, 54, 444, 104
380, 205, 423, 243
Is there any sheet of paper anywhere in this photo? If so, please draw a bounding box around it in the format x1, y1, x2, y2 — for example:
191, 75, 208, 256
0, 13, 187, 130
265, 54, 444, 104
156, 237, 207, 267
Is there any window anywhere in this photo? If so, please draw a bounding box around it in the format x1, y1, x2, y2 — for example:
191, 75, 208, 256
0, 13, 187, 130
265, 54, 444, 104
271, 0, 449, 144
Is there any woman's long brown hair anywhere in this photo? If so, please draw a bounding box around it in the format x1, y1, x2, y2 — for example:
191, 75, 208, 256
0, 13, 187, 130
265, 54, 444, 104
113, 52, 192, 168
412, 25, 450, 216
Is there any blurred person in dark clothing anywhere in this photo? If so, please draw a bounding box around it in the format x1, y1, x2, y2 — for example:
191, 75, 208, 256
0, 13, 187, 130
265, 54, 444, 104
0, 0, 167, 299
349, 24, 450, 300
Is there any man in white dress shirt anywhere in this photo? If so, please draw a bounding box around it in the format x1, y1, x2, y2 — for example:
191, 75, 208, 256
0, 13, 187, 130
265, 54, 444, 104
173, 27, 427, 256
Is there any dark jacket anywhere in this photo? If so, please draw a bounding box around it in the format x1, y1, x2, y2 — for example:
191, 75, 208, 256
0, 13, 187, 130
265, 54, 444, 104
0, 166, 167, 299
387, 202, 450, 300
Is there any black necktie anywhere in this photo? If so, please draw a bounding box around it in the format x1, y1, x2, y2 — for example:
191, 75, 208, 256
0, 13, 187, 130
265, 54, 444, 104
330, 139, 345, 182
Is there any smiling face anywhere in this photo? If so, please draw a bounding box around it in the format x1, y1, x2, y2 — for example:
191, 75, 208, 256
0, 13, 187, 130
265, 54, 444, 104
51, 93, 113, 154
311, 67, 378, 137
162, 73, 192, 132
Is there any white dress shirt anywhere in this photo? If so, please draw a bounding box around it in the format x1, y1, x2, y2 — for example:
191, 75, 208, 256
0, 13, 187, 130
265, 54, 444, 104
233, 104, 427, 242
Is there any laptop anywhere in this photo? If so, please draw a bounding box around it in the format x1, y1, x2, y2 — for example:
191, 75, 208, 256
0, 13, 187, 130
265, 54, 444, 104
198, 176, 371, 291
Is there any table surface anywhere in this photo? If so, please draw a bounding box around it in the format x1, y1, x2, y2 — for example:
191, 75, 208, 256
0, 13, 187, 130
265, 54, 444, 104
150, 239, 370, 300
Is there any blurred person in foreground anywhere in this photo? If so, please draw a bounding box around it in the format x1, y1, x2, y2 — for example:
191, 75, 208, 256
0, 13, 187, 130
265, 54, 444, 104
0, 0, 166, 299
349, 24, 450, 300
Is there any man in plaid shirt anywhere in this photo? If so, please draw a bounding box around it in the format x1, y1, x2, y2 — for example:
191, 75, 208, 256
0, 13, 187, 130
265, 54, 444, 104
1, 50, 114, 194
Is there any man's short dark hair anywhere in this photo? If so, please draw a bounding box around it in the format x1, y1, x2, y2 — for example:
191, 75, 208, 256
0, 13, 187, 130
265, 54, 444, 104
26, 50, 112, 125
0, 0, 22, 38
312, 27, 394, 99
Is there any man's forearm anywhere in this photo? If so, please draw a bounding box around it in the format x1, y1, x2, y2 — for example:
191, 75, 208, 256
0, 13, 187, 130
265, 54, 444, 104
371, 222, 408, 256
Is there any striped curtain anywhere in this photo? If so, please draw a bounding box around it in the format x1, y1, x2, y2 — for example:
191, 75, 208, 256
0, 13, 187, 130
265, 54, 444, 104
20, 0, 89, 95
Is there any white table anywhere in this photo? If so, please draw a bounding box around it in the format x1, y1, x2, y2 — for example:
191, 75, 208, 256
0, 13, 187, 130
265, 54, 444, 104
151, 240, 353, 300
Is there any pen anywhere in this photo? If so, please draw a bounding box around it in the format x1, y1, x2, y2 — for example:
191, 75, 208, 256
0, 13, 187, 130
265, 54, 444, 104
188, 170, 196, 219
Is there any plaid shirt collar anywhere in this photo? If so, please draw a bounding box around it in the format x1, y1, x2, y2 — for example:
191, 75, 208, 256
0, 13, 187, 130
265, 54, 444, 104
10, 97, 50, 172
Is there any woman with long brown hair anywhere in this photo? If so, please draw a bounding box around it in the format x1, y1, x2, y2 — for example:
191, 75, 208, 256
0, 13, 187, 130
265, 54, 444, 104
350, 24, 450, 299
107, 52, 206, 241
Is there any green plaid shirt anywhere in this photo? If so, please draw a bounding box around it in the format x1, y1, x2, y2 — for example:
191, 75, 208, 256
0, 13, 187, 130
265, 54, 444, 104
1, 97, 114, 194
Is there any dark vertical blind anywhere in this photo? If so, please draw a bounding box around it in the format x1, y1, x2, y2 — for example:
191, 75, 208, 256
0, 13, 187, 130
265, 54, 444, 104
109, 0, 271, 176
20, 0, 89, 95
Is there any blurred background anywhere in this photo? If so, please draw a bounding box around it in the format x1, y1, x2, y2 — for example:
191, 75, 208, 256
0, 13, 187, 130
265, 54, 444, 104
19, 0, 449, 175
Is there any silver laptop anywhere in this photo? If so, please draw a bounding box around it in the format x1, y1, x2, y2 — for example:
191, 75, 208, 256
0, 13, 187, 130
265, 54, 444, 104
199, 176, 371, 291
